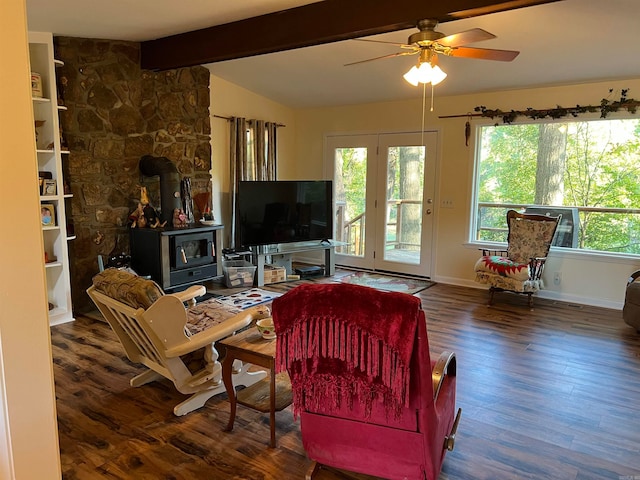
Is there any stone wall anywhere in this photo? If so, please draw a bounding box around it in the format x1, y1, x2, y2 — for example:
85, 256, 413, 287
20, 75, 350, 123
55, 37, 212, 313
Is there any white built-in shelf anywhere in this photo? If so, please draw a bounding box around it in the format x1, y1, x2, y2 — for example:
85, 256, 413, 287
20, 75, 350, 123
31, 31, 74, 325
66, 235, 77, 241
63, 193, 73, 199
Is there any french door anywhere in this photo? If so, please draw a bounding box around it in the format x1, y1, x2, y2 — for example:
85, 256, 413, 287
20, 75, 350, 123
325, 132, 437, 277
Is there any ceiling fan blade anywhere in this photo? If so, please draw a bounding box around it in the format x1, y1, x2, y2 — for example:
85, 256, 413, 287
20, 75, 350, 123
449, 46, 519, 61
344, 50, 418, 67
438, 28, 496, 47
353, 38, 416, 50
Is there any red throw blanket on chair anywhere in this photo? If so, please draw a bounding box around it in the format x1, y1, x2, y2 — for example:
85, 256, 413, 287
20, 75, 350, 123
272, 283, 421, 418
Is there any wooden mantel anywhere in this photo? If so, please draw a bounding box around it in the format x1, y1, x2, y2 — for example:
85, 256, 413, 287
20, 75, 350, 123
141, 0, 561, 71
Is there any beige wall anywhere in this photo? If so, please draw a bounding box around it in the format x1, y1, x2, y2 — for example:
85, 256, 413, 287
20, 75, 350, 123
208, 74, 297, 248
210, 73, 640, 308
0, 1, 62, 477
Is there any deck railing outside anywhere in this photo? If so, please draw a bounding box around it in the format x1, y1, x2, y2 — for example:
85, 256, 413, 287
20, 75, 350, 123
336, 199, 421, 256
476, 202, 640, 253
336, 201, 640, 255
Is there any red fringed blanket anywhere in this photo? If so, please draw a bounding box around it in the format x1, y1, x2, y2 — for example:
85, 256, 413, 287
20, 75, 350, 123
272, 283, 421, 418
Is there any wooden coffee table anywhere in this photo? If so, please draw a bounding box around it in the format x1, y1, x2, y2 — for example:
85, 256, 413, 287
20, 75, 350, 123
219, 327, 292, 447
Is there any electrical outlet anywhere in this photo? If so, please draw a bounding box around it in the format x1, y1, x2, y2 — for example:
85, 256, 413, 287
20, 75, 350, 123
553, 272, 561, 286
441, 199, 454, 209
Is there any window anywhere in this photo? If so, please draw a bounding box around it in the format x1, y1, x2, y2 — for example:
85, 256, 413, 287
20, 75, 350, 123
472, 118, 640, 255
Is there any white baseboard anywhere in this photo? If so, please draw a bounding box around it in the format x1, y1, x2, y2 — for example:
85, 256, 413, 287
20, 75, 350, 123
431, 276, 622, 311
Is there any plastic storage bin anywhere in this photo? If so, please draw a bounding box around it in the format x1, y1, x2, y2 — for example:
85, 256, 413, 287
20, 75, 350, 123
223, 260, 256, 288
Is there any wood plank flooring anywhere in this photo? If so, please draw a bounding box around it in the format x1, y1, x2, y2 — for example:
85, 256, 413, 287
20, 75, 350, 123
51, 274, 640, 479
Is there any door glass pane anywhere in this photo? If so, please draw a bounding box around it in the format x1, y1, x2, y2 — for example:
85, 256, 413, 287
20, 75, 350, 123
384, 146, 424, 264
334, 147, 367, 256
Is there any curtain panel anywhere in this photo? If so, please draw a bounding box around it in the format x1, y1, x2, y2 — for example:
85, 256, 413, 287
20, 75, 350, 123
229, 116, 278, 248
252, 120, 278, 181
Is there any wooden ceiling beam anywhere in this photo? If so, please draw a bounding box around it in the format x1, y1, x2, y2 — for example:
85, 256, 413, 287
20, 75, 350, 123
141, 0, 560, 71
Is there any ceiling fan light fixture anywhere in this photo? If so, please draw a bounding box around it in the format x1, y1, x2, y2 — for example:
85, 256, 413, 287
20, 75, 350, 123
430, 64, 447, 85
403, 65, 421, 86
403, 61, 447, 86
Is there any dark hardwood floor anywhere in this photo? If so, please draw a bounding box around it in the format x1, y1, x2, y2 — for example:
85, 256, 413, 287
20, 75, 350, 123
52, 273, 640, 479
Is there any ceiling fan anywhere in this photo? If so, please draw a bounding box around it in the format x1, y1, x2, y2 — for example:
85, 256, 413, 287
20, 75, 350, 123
346, 19, 519, 70
347, 20, 520, 119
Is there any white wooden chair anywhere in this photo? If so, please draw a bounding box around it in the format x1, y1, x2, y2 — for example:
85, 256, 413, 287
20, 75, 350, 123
87, 268, 268, 416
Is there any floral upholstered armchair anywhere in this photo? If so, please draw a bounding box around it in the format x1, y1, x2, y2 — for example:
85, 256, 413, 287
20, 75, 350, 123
474, 209, 561, 307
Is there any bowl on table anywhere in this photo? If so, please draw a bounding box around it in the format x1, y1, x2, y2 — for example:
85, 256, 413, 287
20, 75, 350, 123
256, 317, 276, 340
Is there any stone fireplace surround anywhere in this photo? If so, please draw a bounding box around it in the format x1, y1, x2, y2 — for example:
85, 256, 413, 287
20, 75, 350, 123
55, 37, 212, 313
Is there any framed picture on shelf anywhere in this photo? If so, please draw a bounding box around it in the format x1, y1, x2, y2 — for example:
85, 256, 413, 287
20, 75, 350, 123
41, 203, 55, 226
38, 171, 52, 194
43, 179, 56, 196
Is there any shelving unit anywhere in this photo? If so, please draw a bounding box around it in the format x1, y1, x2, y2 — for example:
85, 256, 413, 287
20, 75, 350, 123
29, 31, 74, 325
249, 241, 341, 287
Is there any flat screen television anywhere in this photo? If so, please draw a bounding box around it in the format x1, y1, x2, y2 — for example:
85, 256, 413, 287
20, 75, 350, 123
237, 180, 333, 248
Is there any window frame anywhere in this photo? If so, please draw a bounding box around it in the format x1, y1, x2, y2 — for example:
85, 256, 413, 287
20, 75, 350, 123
467, 113, 640, 260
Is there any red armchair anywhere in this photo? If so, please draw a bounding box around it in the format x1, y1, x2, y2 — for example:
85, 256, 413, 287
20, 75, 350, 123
272, 283, 461, 480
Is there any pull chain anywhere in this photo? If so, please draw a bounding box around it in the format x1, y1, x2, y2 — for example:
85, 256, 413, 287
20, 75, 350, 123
430, 83, 435, 112
421, 82, 427, 147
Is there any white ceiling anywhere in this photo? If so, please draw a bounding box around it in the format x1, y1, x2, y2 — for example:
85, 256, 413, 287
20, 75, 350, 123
26, 0, 640, 109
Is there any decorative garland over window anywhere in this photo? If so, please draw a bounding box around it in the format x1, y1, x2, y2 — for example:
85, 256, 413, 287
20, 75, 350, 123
474, 89, 639, 124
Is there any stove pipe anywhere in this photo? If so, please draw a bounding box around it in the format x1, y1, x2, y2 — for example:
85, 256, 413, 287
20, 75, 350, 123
139, 155, 181, 225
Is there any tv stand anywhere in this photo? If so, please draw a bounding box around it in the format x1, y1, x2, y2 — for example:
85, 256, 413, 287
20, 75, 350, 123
250, 241, 341, 287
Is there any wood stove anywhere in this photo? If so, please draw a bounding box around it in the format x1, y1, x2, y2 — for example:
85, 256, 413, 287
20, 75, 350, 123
130, 224, 223, 291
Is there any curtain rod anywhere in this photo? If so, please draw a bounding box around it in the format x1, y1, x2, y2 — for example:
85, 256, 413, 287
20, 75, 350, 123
438, 113, 484, 119
213, 114, 286, 127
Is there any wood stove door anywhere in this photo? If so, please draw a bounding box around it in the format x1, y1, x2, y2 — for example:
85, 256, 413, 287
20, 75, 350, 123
171, 232, 215, 270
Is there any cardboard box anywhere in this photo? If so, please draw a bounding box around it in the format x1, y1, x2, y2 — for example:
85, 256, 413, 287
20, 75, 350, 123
223, 260, 256, 288
263, 264, 286, 284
